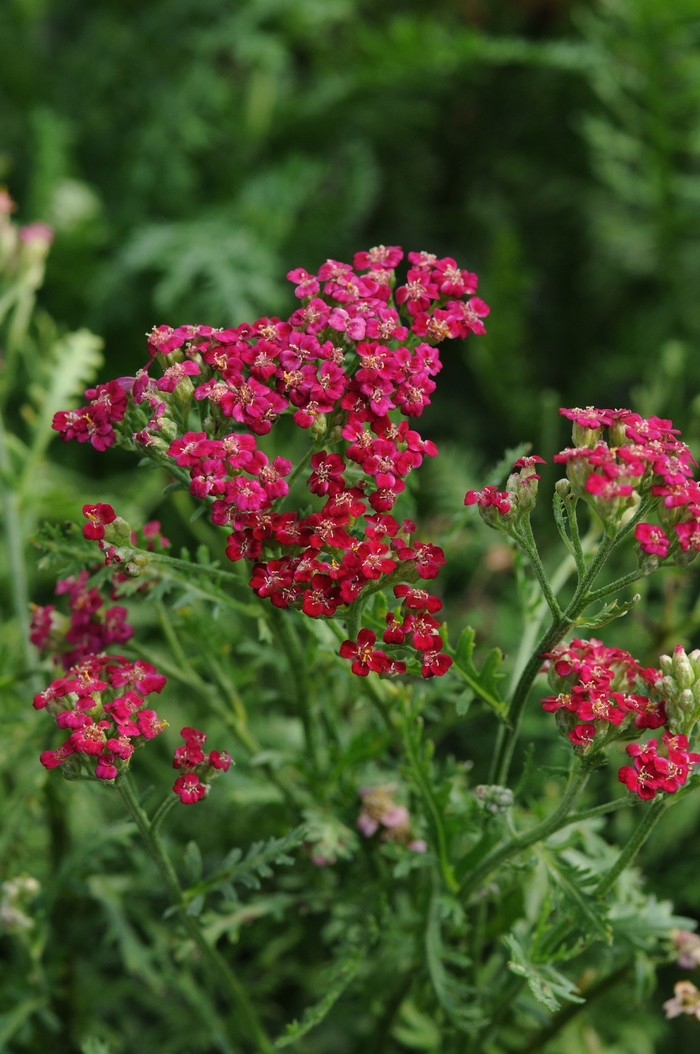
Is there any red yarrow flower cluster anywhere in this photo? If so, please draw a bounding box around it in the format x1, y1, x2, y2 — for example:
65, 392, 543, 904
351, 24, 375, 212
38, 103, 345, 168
556, 407, 700, 544
30, 571, 133, 669
542, 637, 699, 799
172, 726, 231, 804
51, 246, 486, 680
619, 734, 700, 800
53, 380, 128, 452
35, 655, 167, 781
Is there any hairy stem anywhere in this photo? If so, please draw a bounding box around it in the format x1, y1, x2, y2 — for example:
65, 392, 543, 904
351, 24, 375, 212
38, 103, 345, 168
596, 797, 666, 897
492, 531, 619, 785
268, 607, 319, 771
519, 516, 561, 619
459, 762, 590, 891
117, 776, 274, 1053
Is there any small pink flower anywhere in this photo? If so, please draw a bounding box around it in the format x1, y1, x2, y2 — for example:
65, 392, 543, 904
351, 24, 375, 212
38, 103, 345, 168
634, 522, 669, 558
82, 503, 117, 540
173, 773, 207, 804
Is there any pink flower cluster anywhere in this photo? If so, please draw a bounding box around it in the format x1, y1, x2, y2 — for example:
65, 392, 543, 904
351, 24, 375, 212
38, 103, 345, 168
52, 246, 486, 680
34, 655, 167, 781
356, 784, 426, 852
618, 734, 699, 800
338, 585, 453, 678
53, 380, 128, 452
30, 571, 133, 669
541, 637, 699, 799
172, 726, 231, 804
555, 407, 700, 549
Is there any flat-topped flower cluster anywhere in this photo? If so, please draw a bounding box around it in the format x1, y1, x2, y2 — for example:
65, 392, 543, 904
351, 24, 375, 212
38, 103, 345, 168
466, 406, 700, 563
52, 247, 489, 679
541, 638, 700, 799
33, 653, 167, 781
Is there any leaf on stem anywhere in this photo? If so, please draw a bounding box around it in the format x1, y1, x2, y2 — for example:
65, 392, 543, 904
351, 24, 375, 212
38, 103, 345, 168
274, 942, 367, 1049
452, 627, 508, 720
183, 825, 307, 905
541, 851, 612, 944
575, 594, 641, 630
504, 934, 584, 1012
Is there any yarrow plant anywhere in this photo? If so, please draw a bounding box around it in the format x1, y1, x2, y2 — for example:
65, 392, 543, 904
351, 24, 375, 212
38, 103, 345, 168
20, 236, 700, 1050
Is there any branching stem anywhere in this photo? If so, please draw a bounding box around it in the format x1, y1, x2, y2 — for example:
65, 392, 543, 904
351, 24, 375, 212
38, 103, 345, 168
117, 776, 274, 1053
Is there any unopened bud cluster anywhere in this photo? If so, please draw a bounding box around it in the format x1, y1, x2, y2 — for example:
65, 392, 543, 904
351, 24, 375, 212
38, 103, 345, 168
475, 784, 514, 814
464, 456, 546, 530
659, 645, 700, 736
0, 875, 40, 933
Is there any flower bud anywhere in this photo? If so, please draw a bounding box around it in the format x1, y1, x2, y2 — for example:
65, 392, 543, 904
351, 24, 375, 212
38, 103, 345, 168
475, 784, 514, 814
672, 645, 695, 689
103, 517, 131, 545
555, 478, 571, 499
640, 554, 659, 576
571, 421, 603, 448
310, 414, 328, 442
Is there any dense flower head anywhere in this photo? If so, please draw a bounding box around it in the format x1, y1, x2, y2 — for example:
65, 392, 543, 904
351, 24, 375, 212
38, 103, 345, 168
172, 727, 231, 803
555, 406, 700, 543
35, 654, 167, 782
542, 637, 700, 798
31, 571, 133, 669
50, 247, 482, 680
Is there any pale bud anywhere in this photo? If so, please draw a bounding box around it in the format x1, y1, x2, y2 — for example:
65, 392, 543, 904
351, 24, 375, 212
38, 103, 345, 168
672, 645, 695, 689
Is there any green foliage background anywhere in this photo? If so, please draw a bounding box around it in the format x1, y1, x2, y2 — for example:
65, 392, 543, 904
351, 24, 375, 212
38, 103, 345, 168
3, 0, 700, 1051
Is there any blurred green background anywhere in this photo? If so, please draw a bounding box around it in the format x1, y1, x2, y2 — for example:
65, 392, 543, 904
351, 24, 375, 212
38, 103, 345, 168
4, 0, 700, 1050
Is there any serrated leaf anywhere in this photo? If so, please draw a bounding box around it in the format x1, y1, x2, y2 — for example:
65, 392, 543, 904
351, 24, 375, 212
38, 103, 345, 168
575, 594, 641, 629
425, 887, 482, 1033
451, 627, 508, 719
184, 825, 307, 904
274, 943, 367, 1048
541, 851, 612, 944
504, 934, 584, 1012
483, 443, 532, 487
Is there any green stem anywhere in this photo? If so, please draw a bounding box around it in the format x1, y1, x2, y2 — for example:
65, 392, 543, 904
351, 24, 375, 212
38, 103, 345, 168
344, 598, 364, 642
283, 444, 315, 494
401, 705, 458, 894
519, 517, 561, 619
492, 532, 619, 786
149, 793, 179, 834
565, 795, 638, 825
566, 496, 586, 576
585, 567, 644, 605
117, 776, 273, 1053
595, 797, 667, 898
268, 607, 319, 771
458, 763, 590, 890
0, 407, 40, 693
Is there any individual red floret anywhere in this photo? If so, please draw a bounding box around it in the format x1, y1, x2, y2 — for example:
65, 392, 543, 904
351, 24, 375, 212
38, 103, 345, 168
393, 585, 443, 613
173, 773, 207, 804
675, 519, 700, 552
353, 246, 404, 271
464, 487, 511, 515
568, 723, 597, 748
420, 649, 453, 678
308, 451, 346, 497
634, 523, 670, 558
339, 629, 391, 677
82, 503, 117, 541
